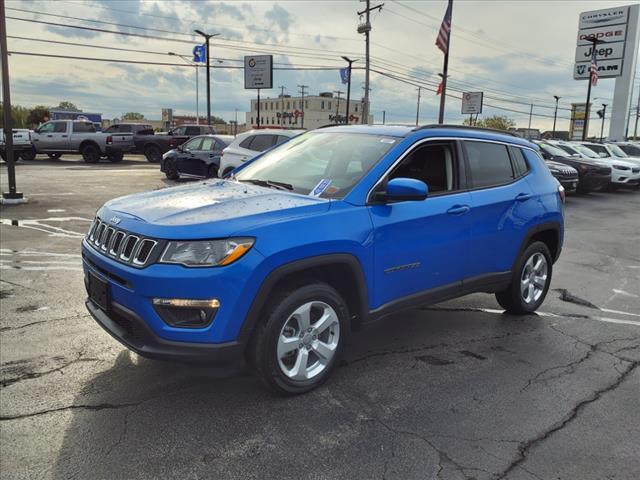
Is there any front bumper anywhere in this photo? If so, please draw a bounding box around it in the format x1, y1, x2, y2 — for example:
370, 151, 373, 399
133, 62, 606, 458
86, 298, 244, 367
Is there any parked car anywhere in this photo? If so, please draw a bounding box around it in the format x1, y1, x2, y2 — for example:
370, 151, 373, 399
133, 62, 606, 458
608, 141, 640, 158
160, 134, 235, 180
219, 129, 304, 176
534, 141, 611, 192
136, 124, 216, 163
578, 142, 640, 189
0, 128, 34, 161
83, 125, 564, 394
30, 120, 133, 163
545, 160, 579, 193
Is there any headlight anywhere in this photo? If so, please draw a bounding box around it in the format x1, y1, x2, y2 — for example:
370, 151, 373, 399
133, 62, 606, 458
160, 238, 254, 267
613, 164, 630, 170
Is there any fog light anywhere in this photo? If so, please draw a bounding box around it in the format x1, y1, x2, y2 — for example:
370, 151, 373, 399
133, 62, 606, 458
152, 298, 220, 328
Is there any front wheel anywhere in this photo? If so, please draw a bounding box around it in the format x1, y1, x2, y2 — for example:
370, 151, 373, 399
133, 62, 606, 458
107, 151, 124, 163
496, 241, 552, 314
247, 282, 349, 395
207, 164, 219, 178
164, 160, 179, 180
144, 145, 162, 163
20, 147, 36, 161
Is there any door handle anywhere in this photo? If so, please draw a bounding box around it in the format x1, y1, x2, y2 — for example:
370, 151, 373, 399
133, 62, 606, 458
47, 134, 53, 137
515, 193, 533, 202
61, 135, 68, 138
446, 205, 470, 215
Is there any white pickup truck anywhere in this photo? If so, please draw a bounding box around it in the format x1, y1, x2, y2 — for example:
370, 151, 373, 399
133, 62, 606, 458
0, 128, 34, 161
30, 120, 134, 163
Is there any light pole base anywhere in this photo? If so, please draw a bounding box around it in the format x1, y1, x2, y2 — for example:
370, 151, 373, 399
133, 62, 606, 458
1, 192, 27, 204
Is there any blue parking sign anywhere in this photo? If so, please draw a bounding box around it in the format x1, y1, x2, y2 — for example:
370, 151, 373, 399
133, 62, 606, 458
340, 67, 350, 85
192, 44, 206, 63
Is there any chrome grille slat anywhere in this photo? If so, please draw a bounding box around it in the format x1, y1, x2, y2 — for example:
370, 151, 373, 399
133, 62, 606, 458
86, 217, 157, 268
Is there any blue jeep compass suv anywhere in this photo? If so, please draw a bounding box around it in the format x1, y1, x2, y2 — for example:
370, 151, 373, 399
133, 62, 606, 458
83, 125, 564, 394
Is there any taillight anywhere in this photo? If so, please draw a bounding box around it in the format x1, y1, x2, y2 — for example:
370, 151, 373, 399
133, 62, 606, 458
558, 185, 565, 203
106, 135, 113, 145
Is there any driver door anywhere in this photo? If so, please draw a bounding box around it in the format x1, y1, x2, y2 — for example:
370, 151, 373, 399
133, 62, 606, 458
175, 137, 203, 176
368, 140, 472, 308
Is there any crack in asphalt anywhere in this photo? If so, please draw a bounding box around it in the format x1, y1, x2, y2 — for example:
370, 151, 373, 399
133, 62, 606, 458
1, 351, 101, 387
0, 313, 90, 333
105, 408, 131, 457
0, 401, 143, 421
495, 360, 639, 480
554, 288, 600, 309
520, 328, 640, 393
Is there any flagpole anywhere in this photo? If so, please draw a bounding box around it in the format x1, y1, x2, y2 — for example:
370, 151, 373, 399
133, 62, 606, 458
438, 0, 452, 124
582, 37, 601, 141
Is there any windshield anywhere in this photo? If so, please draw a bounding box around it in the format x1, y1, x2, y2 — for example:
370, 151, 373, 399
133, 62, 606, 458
607, 144, 628, 157
619, 144, 640, 156
234, 131, 398, 198
539, 143, 569, 157
573, 144, 600, 158
585, 144, 609, 157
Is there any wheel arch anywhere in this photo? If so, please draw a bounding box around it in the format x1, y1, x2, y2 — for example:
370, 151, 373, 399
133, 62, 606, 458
239, 254, 369, 346
515, 221, 562, 267
79, 140, 101, 152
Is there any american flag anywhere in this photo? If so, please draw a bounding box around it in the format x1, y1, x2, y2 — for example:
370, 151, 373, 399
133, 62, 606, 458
436, 0, 453, 54
589, 48, 598, 86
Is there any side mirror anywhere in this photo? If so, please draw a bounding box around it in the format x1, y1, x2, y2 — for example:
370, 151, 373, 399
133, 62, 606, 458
374, 177, 428, 203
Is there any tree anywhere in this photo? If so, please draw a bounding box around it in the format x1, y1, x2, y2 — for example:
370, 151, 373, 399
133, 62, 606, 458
211, 116, 227, 124
27, 105, 50, 126
0, 104, 30, 128
463, 115, 516, 132
122, 112, 145, 120
56, 101, 79, 111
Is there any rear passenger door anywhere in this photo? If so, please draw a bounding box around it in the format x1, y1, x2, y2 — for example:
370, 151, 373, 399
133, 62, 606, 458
463, 141, 537, 279
176, 137, 204, 176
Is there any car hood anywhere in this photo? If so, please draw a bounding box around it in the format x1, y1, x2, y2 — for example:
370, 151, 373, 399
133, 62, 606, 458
546, 161, 577, 173
98, 180, 330, 240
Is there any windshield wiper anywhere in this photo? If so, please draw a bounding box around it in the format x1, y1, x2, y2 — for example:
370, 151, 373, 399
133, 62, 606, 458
239, 179, 294, 191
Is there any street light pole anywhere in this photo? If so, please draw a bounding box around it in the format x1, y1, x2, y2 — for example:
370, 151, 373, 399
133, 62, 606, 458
415, 87, 422, 126
600, 104, 607, 142
341, 56, 357, 125
582, 37, 602, 141
297, 85, 308, 128
194, 30, 219, 126
552, 95, 560, 138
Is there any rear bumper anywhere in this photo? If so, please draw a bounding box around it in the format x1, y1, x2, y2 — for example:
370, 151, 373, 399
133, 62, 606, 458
106, 144, 134, 154
85, 298, 244, 368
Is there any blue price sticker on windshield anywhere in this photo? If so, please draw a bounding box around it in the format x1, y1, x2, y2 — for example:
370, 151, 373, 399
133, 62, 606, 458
311, 179, 332, 197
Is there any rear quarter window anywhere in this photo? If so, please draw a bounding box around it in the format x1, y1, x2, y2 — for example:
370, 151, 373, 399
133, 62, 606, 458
464, 141, 515, 188
72, 122, 95, 133
239, 136, 254, 149
248, 134, 275, 152
510, 147, 530, 177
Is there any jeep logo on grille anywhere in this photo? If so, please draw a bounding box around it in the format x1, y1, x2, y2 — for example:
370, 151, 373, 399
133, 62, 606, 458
110, 216, 122, 225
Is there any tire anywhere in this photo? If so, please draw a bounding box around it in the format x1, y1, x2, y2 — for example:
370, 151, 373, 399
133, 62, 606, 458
0, 151, 5, 162
19, 147, 36, 161
47, 153, 62, 160
606, 183, 619, 192
164, 160, 179, 180
496, 241, 552, 314
144, 145, 162, 163
207, 164, 219, 178
0, 151, 19, 162
81, 144, 100, 163
107, 151, 124, 163
247, 282, 349, 395
222, 166, 235, 177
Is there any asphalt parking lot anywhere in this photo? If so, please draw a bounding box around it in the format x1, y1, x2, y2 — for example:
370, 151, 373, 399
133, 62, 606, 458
1, 155, 639, 480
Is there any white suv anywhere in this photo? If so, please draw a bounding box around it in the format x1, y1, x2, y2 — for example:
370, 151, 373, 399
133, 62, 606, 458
220, 129, 303, 176
576, 142, 640, 190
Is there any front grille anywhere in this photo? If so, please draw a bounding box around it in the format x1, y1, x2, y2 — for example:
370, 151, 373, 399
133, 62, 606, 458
86, 217, 159, 268
632, 168, 639, 174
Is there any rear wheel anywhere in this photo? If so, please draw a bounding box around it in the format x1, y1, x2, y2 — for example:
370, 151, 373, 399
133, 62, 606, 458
144, 145, 162, 163
207, 164, 219, 178
19, 147, 36, 161
81, 144, 100, 163
496, 241, 552, 314
47, 153, 62, 160
247, 282, 348, 395
164, 160, 179, 180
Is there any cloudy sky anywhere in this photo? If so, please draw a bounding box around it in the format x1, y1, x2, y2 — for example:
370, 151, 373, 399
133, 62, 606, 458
4, 0, 639, 135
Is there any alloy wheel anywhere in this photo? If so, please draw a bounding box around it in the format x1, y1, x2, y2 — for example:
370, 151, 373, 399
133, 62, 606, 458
520, 252, 548, 304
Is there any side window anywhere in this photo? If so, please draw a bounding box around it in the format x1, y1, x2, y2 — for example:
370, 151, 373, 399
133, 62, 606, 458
510, 147, 530, 177
117, 125, 131, 133
55, 122, 69, 133
172, 126, 186, 135
239, 136, 254, 149
72, 122, 95, 133
200, 137, 215, 151
276, 135, 290, 145
248, 134, 276, 152
464, 141, 514, 188
105, 125, 119, 133
185, 126, 200, 136
389, 142, 458, 194
37, 122, 56, 133
183, 137, 203, 150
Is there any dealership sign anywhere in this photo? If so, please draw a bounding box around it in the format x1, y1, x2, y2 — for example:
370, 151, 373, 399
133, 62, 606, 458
461, 92, 483, 114
579, 7, 629, 29
574, 59, 623, 79
574, 42, 624, 62
577, 25, 626, 45
244, 55, 273, 89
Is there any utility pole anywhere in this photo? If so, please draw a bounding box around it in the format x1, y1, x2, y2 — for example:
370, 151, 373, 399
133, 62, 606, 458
234, 108, 238, 135
194, 30, 219, 126
634, 88, 640, 140
599, 104, 607, 142
528, 104, 533, 140
297, 84, 308, 128
382, 110, 386, 124
341, 57, 357, 125
1, 0, 23, 202
357, 0, 384, 125
552, 95, 560, 139
415, 87, 422, 126
334, 91, 344, 121
256, 89, 261, 129
168, 53, 200, 124
279, 85, 286, 128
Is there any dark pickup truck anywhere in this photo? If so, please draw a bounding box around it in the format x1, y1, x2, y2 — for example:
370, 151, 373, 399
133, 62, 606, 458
104, 123, 216, 162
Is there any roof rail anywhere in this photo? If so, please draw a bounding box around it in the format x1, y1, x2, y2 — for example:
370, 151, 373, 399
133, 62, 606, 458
412, 124, 520, 137
316, 123, 349, 129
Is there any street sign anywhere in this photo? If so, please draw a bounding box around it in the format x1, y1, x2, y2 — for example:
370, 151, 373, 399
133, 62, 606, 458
569, 103, 589, 140
340, 68, 350, 85
574, 42, 624, 62
244, 55, 273, 89
192, 44, 206, 63
573, 59, 624, 79
577, 25, 627, 45
461, 92, 483, 114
